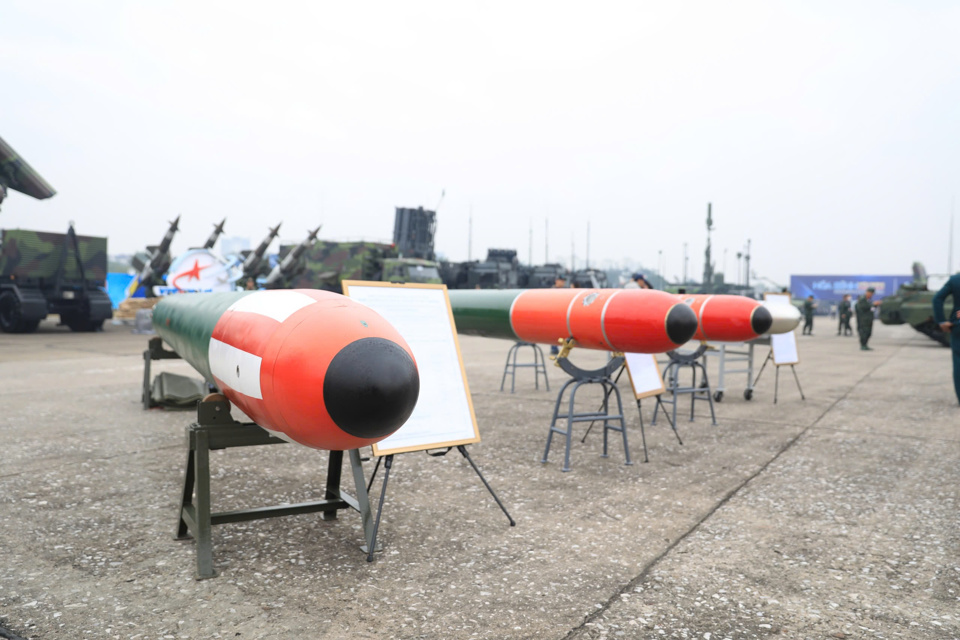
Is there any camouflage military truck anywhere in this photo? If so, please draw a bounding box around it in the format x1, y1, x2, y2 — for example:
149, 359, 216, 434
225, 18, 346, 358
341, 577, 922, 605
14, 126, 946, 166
0, 225, 113, 332
278, 240, 441, 292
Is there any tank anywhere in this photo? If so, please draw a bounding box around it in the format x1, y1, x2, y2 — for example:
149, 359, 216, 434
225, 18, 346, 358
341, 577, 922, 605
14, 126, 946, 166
879, 262, 951, 346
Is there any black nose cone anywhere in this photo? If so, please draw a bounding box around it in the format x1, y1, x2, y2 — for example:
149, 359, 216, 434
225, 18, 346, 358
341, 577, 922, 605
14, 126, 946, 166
751, 305, 773, 335
324, 337, 420, 440
666, 303, 699, 345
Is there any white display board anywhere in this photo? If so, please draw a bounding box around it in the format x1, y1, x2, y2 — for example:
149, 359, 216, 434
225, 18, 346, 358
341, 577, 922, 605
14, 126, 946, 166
764, 293, 800, 366
342, 281, 480, 455
623, 353, 666, 399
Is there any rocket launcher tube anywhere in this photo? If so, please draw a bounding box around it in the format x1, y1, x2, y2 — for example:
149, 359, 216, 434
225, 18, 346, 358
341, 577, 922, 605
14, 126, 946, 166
447, 288, 698, 353
152, 289, 420, 450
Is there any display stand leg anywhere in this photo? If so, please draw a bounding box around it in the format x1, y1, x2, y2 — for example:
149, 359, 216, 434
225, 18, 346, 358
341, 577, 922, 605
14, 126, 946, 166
366, 454, 394, 562
457, 446, 515, 526
753, 350, 773, 387
581, 364, 626, 443
366, 455, 383, 493
774, 365, 780, 404
790, 365, 806, 401
321, 450, 343, 521
636, 399, 649, 463
657, 396, 683, 444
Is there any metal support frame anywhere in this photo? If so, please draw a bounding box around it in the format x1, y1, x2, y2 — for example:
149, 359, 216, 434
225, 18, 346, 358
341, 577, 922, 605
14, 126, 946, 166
652, 352, 718, 427
541, 345, 629, 472
364, 446, 515, 562
752, 350, 806, 404
174, 397, 374, 579
579, 364, 682, 463
711, 340, 760, 402
500, 341, 550, 393
142, 336, 182, 409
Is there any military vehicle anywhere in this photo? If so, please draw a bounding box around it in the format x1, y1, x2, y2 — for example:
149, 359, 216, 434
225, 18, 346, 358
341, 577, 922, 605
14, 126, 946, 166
518, 263, 570, 288
879, 262, 951, 346
277, 239, 442, 292
0, 135, 56, 211
570, 268, 609, 288
442, 249, 521, 289
0, 225, 112, 332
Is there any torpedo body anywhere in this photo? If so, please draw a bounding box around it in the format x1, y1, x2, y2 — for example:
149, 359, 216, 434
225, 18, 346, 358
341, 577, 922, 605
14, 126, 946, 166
152, 289, 420, 450
672, 294, 779, 342
447, 288, 699, 353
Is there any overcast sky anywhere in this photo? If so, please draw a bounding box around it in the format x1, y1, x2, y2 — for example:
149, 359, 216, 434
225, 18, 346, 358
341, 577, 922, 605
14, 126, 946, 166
2, 1, 958, 286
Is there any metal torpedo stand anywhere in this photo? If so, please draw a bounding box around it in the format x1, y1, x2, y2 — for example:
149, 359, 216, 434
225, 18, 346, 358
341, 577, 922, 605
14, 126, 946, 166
541, 339, 630, 472
651, 344, 718, 427
363, 447, 515, 563
710, 339, 762, 402
500, 341, 550, 393
174, 396, 375, 579
752, 349, 806, 404
578, 356, 682, 464
143, 339, 375, 579
142, 337, 182, 409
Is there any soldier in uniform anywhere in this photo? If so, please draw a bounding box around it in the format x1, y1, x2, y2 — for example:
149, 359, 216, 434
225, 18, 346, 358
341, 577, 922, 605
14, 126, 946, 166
855, 287, 880, 350
837, 294, 853, 336
932, 271, 960, 405
801, 295, 817, 335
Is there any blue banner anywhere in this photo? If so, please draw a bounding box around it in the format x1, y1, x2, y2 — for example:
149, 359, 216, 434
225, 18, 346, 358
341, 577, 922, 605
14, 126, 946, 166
790, 274, 912, 306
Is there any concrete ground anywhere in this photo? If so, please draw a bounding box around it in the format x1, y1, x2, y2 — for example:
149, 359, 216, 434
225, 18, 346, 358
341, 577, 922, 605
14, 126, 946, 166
0, 318, 957, 640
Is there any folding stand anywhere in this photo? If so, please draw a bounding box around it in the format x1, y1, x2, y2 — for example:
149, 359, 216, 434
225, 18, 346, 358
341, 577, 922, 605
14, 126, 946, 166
752, 350, 806, 404
652, 347, 717, 427
500, 341, 550, 393
363, 446, 515, 562
579, 363, 681, 463
541, 344, 630, 472
175, 395, 375, 579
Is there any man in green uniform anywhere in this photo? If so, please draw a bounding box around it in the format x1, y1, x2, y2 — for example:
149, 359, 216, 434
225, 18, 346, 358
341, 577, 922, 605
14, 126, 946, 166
837, 294, 853, 336
932, 272, 960, 405
801, 295, 816, 335
855, 287, 880, 350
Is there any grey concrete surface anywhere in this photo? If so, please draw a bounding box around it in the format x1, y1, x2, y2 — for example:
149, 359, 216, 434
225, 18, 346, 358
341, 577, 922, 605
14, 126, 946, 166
0, 319, 957, 639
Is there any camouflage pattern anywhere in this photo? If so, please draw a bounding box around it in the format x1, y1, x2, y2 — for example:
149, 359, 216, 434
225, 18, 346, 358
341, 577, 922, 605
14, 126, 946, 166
0, 135, 56, 208
880, 262, 952, 346
264, 226, 321, 287
0, 229, 107, 283
281, 240, 393, 291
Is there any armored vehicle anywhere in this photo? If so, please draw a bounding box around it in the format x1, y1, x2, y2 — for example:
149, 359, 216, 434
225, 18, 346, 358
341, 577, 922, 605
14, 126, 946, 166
279, 240, 441, 292
441, 249, 521, 289
0, 225, 112, 332
879, 262, 951, 346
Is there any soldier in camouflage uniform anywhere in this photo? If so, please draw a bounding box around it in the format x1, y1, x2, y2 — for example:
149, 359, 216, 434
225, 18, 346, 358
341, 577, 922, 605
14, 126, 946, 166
855, 287, 880, 350
801, 295, 816, 335
837, 294, 852, 336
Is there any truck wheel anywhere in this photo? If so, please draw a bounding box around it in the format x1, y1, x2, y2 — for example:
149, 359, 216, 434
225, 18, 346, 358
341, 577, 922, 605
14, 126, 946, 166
0, 292, 27, 333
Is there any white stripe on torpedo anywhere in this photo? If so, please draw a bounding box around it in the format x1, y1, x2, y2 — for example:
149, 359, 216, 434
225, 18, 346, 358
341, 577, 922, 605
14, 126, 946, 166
227, 290, 317, 323
209, 338, 263, 399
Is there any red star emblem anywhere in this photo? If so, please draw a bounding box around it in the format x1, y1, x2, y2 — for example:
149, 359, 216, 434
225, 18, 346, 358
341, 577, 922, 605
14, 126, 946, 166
171, 259, 212, 291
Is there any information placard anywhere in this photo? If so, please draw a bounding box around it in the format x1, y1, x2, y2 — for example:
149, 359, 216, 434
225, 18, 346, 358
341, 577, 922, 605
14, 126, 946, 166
623, 353, 666, 399
342, 281, 481, 455
764, 293, 800, 365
